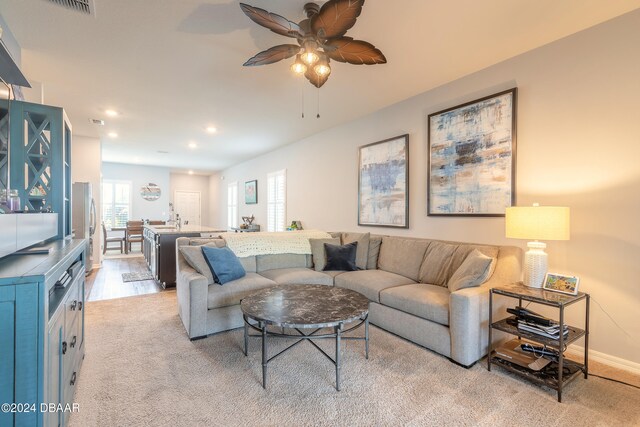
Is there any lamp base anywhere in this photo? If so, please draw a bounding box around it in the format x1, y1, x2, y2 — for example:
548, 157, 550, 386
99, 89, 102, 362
523, 241, 547, 288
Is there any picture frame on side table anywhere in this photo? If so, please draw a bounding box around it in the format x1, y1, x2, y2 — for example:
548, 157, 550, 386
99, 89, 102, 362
427, 88, 517, 216
543, 272, 580, 295
245, 180, 257, 204
358, 134, 409, 228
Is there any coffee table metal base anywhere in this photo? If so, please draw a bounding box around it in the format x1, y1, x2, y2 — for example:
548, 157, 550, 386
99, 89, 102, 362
242, 315, 369, 391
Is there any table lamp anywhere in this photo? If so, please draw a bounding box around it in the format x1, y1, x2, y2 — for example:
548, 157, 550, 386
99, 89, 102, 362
505, 204, 570, 288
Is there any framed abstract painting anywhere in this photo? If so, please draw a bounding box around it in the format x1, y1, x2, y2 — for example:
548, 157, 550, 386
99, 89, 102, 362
358, 134, 409, 228
428, 88, 517, 216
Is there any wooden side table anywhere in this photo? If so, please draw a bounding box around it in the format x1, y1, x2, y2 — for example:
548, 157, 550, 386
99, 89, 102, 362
488, 282, 590, 402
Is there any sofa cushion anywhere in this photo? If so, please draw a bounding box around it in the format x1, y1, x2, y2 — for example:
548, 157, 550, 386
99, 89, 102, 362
310, 237, 341, 271
448, 249, 494, 292
202, 246, 246, 285
324, 242, 358, 271
259, 268, 333, 286
321, 271, 346, 282
180, 246, 215, 284
335, 270, 416, 303
207, 273, 276, 309
418, 241, 457, 287
449, 244, 499, 281
378, 237, 430, 281
380, 283, 450, 326
256, 253, 311, 272
190, 238, 225, 247
329, 232, 342, 241
367, 236, 383, 270
342, 232, 370, 270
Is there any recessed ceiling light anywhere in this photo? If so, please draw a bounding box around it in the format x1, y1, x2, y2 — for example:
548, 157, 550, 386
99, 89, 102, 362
108, 132, 118, 138
105, 109, 119, 117
206, 126, 217, 134
188, 142, 197, 149
188, 170, 194, 175
134, 157, 140, 163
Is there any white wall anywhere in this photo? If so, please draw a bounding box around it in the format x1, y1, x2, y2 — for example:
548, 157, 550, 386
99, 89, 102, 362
101, 162, 171, 222
169, 173, 210, 225
71, 135, 102, 268
208, 173, 222, 228
217, 11, 640, 366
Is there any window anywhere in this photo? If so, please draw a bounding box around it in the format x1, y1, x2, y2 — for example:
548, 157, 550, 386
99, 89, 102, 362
267, 169, 286, 232
102, 180, 132, 229
227, 181, 238, 229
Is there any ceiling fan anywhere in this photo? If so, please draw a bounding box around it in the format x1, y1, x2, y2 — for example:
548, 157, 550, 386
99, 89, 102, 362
240, 0, 386, 88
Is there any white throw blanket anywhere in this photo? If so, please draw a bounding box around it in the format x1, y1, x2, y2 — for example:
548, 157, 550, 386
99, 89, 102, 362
219, 230, 332, 257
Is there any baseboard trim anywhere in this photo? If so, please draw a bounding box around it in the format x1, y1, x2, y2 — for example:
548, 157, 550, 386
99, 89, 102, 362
567, 345, 640, 375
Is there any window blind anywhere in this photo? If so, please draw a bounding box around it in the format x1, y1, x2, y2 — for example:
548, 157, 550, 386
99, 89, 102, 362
227, 182, 238, 229
267, 169, 286, 232
101, 180, 132, 229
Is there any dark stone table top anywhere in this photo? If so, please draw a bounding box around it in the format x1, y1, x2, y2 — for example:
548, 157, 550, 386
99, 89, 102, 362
492, 282, 587, 307
240, 285, 369, 328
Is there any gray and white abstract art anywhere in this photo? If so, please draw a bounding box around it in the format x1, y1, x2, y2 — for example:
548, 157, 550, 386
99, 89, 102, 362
358, 135, 409, 228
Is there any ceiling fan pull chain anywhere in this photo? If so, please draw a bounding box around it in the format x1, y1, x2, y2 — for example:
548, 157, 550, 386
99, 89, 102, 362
301, 78, 305, 119
317, 87, 321, 119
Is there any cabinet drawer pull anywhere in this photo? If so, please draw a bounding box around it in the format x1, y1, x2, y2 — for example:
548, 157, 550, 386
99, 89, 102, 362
70, 372, 76, 386
70, 336, 77, 348
70, 300, 78, 311
78, 301, 83, 311
62, 341, 67, 355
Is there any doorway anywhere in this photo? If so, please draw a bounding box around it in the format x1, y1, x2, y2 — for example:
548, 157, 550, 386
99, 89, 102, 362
174, 190, 201, 226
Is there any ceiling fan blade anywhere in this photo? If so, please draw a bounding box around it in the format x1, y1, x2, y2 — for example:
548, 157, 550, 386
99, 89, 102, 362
243, 44, 301, 67
304, 67, 329, 88
240, 3, 302, 38
310, 0, 364, 39
324, 37, 386, 65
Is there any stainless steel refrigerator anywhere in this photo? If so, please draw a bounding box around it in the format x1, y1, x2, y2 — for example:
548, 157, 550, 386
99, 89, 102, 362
72, 182, 97, 272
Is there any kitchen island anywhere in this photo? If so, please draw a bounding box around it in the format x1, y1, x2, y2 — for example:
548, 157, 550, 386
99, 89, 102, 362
143, 224, 226, 288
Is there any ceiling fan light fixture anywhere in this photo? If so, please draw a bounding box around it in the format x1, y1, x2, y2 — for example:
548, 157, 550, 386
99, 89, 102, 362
314, 55, 331, 77
290, 54, 307, 75
301, 40, 320, 66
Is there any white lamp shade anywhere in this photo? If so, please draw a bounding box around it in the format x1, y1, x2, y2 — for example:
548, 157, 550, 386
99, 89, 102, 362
505, 206, 570, 241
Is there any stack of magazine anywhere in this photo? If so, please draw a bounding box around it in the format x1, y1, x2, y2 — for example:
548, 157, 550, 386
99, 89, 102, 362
517, 319, 568, 340
506, 306, 569, 340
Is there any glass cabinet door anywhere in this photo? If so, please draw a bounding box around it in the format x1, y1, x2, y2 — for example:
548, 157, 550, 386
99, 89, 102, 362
0, 104, 8, 194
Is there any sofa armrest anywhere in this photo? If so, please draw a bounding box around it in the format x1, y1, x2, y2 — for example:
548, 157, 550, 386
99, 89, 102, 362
449, 284, 491, 366
176, 264, 209, 339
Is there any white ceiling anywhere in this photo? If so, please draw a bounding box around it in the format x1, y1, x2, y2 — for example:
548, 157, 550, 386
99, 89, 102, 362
2, 0, 639, 173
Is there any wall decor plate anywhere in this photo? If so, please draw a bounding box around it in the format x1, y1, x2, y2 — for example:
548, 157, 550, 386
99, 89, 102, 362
428, 88, 517, 216
140, 183, 161, 201
358, 134, 409, 228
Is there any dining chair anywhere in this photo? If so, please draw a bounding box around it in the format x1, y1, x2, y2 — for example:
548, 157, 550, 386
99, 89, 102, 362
102, 222, 125, 254
125, 220, 144, 253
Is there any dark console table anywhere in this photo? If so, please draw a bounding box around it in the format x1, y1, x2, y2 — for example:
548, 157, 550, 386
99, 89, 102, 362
488, 283, 590, 402
241, 285, 370, 391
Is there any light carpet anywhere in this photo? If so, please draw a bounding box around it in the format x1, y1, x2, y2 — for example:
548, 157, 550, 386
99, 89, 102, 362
70, 291, 640, 426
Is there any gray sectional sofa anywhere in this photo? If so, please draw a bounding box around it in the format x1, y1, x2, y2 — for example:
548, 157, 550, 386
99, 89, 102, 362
175, 233, 522, 367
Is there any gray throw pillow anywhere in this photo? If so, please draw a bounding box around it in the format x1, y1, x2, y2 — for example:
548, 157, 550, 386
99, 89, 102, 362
448, 249, 495, 292
367, 236, 383, 270
180, 246, 215, 284
343, 232, 370, 270
309, 238, 341, 271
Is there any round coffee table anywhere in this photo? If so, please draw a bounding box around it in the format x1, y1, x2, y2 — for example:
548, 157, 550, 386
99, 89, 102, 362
240, 284, 370, 391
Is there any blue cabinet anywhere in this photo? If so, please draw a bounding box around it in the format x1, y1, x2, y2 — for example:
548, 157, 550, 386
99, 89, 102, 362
0, 100, 72, 240
0, 239, 85, 427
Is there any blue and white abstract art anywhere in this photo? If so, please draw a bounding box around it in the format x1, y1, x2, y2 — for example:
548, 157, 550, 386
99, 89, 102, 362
428, 89, 516, 216
358, 135, 409, 228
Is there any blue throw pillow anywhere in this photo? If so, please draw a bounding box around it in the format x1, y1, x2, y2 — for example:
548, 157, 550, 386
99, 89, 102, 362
201, 246, 246, 285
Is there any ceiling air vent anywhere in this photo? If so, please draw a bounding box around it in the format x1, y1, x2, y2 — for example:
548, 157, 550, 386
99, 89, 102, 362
47, 0, 94, 15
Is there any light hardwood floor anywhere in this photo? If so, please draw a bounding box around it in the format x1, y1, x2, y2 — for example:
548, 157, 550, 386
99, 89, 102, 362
85, 255, 162, 301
